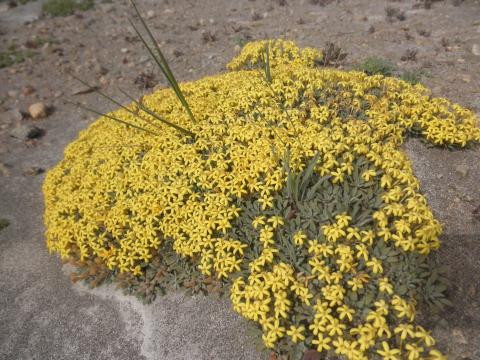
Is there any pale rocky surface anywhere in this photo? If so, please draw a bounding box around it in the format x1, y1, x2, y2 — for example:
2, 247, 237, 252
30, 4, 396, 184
1, 0, 479, 359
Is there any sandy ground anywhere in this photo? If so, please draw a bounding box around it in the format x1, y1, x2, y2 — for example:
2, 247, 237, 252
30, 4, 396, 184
0, 0, 479, 359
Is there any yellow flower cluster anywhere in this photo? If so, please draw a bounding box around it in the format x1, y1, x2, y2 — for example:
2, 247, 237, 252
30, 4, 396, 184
231, 211, 446, 358
227, 39, 323, 71
43, 40, 478, 359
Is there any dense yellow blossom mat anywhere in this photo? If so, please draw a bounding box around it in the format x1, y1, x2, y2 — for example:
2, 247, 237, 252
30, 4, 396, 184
44, 40, 480, 359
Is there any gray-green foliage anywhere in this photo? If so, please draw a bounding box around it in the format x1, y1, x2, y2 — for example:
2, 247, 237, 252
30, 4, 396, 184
399, 69, 424, 85
226, 155, 449, 358
230, 155, 383, 276
71, 238, 217, 304
0, 44, 35, 69
358, 57, 396, 76
0, 218, 10, 232
42, 0, 93, 17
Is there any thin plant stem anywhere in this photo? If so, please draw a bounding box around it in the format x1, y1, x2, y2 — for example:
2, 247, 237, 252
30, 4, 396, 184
66, 100, 159, 136
259, 44, 304, 152
262, 42, 272, 83
68, 73, 162, 130
68, 72, 194, 137
260, 73, 305, 154
129, 0, 196, 124
250, 100, 287, 147
118, 88, 196, 138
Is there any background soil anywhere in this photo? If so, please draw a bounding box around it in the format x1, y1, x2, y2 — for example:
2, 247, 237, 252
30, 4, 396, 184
0, 0, 479, 359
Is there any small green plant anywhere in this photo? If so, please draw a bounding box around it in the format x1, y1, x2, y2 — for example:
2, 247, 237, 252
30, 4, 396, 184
25, 36, 58, 49
42, 0, 94, 17
0, 44, 35, 68
234, 36, 249, 48
399, 69, 425, 85
317, 42, 347, 67
357, 57, 396, 76
0, 218, 9, 232
17, 0, 36, 5
385, 6, 406, 21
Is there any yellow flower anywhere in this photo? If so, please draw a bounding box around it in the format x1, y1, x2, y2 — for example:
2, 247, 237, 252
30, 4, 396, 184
333, 337, 349, 355
331, 169, 345, 184
427, 350, 447, 360
293, 230, 307, 246
326, 318, 346, 336
267, 215, 284, 229
346, 227, 361, 241
335, 213, 352, 228
360, 230, 375, 245
312, 334, 332, 352
318, 243, 334, 257
322, 223, 346, 243
377, 341, 401, 360
347, 277, 364, 292
259, 195, 274, 210
366, 311, 386, 328
374, 300, 389, 315
337, 305, 355, 322
362, 169, 377, 182
394, 323, 415, 340
379, 277, 394, 294
262, 331, 277, 349
132, 265, 143, 276
405, 343, 424, 360
309, 319, 326, 335
392, 296, 415, 321
355, 243, 369, 261
267, 318, 285, 339
286, 325, 305, 343
252, 216, 266, 229
377, 323, 392, 338
366, 257, 383, 274
415, 326, 435, 347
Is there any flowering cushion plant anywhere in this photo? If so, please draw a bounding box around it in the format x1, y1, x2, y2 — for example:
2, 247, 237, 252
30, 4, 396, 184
44, 40, 479, 359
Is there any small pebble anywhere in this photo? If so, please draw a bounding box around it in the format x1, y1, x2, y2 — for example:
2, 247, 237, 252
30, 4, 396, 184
23, 167, 45, 176
28, 102, 47, 119
146, 10, 155, 19
21, 86, 35, 96
455, 164, 469, 177
7, 90, 18, 98
472, 44, 480, 56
